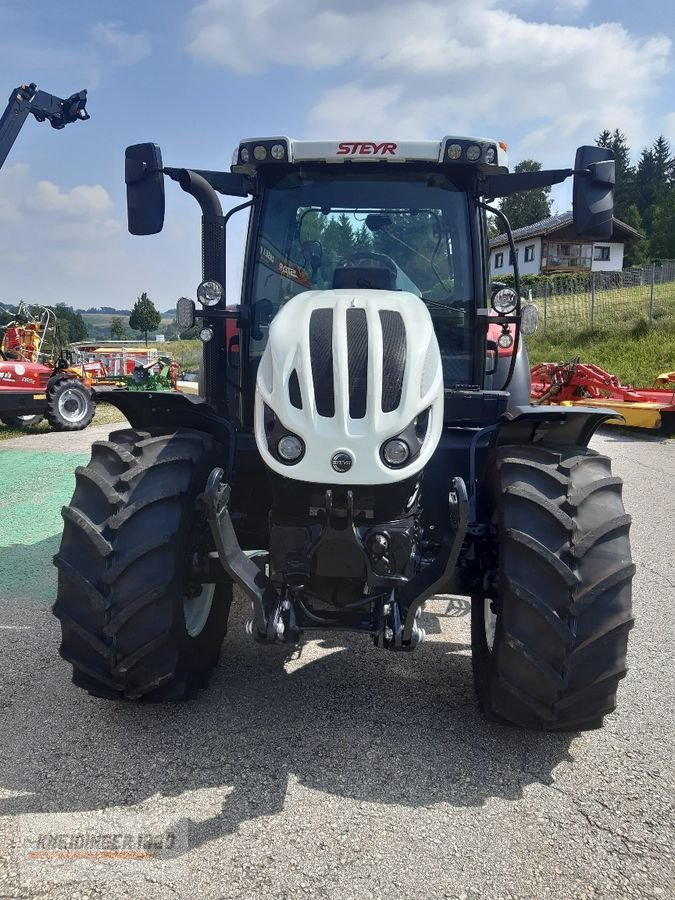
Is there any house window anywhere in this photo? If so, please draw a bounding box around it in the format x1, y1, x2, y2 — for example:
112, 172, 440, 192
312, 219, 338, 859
542, 241, 592, 270
509, 248, 519, 266
494, 252, 503, 269
594, 246, 611, 261
524, 244, 535, 262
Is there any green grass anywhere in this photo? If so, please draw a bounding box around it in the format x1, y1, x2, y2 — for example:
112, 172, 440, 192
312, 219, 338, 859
81, 312, 174, 329
527, 280, 675, 386
0, 403, 127, 442
163, 340, 202, 373
527, 327, 675, 387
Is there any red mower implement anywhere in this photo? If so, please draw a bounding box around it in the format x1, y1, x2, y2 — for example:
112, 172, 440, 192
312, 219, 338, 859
531, 360, 675, 431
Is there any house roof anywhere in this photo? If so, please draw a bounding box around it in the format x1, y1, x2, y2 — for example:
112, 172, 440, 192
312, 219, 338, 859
489, 211, 642, 249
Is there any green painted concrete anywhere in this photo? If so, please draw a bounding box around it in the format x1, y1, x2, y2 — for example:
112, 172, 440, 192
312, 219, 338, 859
0, 450, 88, 602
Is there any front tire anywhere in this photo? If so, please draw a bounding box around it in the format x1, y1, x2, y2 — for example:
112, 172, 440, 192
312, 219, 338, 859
471, 443, 634, 731
46, 378, 94, 431
53, 427, 231, 700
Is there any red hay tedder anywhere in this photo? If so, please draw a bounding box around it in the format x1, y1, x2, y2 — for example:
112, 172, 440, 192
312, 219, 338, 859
531, 360, 675, 431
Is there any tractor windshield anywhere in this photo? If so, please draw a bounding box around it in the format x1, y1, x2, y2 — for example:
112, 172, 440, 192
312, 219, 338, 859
247, 170, 475, 386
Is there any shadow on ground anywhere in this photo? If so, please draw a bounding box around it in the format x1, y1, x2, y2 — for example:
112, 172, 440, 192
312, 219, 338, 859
0, 601, 574, 852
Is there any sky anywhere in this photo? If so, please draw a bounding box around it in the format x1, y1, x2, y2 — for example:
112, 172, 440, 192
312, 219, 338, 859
0, 0, 673, 311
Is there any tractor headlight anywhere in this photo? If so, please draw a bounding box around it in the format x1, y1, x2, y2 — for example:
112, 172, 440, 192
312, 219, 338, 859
498, 331, 514, 349
277, 434, 304, 462
447, 143, 462, 160
253, 145, 268, 161
199, 326, 213, 343
491, 287, 518, 315
466, 144, 482, 162
197, 280, 223, 307
382, 438, 410, 467
271, 143, 286, 160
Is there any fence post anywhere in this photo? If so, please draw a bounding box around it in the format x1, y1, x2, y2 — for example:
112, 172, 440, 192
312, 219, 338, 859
543, 281, 548, 332
649, 264, 655, 326
590, 272, 596, 328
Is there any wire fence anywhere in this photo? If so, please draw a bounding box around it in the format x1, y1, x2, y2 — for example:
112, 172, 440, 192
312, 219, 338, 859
524, 260, 675, 333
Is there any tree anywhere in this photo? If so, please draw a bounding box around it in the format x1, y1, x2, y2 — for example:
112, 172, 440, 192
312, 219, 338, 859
649, 189, 675, 259
635, 136, 674, 234
53, 303, 88, 343
110, 316, 127, 340
619, 204, 647, 267
486, 215, 500, 240
596, 129, 635, 218
498, 160, 552, 231
163, 321, 182, 341
129, 292, 161, 346
652, 135, 674, 186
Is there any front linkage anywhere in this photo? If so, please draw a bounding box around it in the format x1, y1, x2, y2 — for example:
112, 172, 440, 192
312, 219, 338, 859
204, 466, 468, 650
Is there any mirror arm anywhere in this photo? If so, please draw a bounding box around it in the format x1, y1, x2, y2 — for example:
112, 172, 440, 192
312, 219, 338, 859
481, 167, 573, 200
477, 200, 521, 393
173, 168, 223, 218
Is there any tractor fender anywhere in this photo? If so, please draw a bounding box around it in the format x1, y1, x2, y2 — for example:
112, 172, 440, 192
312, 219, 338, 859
493, 404, 623, 447
95, 389, 236, 473
466, 404, 623, 524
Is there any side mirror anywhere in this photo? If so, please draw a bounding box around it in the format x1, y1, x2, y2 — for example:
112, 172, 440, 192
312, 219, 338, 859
125, 143, 165, 235
176, 297, 195, 330
302, 240, 322, 278
251, 298, 274, 341
573, 145, 615, 239
520, 302, 539, 336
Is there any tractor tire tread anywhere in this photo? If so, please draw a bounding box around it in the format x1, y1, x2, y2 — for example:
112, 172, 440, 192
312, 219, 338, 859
472, 442, 634, 731
53, 427, 230, 701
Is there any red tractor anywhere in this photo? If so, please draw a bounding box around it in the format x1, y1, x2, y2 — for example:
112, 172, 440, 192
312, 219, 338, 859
0, 303, 94, 430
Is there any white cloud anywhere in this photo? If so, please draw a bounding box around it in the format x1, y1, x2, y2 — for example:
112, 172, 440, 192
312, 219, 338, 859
186, 0, 671, 166
89, 21, 152, 67
0, 19, 152, 90
0, 163, 201, 310
28, 182, 114, 218
0, 164, 123, 304
1, 166, 116, 224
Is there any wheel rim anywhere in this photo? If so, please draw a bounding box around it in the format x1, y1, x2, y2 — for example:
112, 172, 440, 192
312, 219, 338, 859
58, 388, 88, 423
183, 583, 215, 637
484, 598, 497, 651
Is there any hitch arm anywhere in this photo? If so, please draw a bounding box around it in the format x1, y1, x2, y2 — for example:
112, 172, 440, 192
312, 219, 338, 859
204, 467, 279, 637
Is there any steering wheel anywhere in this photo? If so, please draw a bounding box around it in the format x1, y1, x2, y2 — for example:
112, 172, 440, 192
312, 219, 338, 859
335, 251, 398, 272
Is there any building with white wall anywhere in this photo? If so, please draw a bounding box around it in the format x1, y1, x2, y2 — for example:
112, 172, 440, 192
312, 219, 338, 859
489, 212, 641, 277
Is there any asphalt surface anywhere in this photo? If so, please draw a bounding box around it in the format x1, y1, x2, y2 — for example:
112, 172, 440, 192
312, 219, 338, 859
0, 424, 673, 900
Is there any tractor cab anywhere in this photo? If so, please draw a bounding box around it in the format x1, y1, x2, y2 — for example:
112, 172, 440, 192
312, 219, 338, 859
238, 153, 482, 419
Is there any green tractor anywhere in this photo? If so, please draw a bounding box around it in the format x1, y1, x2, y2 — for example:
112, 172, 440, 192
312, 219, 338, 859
53, 136, 633, 729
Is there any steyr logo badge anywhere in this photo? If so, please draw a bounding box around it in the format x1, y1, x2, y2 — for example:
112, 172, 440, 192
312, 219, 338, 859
336, 142, 397, 156
331, 451, 353, 473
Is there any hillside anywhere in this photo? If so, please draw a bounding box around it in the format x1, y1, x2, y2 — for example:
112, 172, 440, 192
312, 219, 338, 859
0, 302, 177, 341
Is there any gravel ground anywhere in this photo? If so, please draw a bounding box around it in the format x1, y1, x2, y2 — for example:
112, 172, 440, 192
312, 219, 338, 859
0, 427, 673, 900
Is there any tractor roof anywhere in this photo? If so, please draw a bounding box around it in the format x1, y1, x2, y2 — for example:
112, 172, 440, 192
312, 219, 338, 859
232, 136, 509, 174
